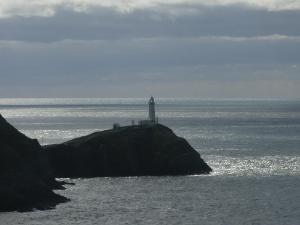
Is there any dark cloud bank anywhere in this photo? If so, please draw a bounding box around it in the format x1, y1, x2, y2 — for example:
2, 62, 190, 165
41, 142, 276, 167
0, 4, 299, 98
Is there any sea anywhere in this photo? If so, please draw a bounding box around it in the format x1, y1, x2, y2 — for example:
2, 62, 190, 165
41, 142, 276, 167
0, 98, 299, 225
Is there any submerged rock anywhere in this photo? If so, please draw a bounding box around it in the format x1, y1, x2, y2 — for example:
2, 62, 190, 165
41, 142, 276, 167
0, 114, 68, 212
45, 124, 212, 177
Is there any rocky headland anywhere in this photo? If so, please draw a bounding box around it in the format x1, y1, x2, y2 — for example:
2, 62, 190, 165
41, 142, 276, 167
44, 124, 212, 177
0, 114, 211, 212
0, 114, 69, 212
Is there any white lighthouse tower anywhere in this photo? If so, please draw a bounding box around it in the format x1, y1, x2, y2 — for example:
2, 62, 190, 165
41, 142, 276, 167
138, 96, 158, 126
148, 96, 156, 122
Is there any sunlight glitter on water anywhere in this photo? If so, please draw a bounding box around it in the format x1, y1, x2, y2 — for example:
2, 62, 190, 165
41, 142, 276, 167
1, 98, 300, 225
0, 108, 146, 119
206, 155, 300, 176
21, 129, 101, 145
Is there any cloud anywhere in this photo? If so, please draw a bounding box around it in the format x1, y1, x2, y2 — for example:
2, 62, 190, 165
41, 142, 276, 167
0, 0, 300, 18
1, 34, 300, 48
1, 5, 300, 43
0, 1, 299, 98
1, 36, 300, 84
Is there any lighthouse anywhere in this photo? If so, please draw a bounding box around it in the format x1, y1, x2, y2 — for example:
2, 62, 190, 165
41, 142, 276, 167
148, 96, 156, 122
138, 96, 158, 126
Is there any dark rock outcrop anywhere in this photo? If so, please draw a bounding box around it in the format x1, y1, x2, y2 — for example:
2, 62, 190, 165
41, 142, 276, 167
0, 114, 68, 212
45, 124, 212, 177
0, 113, 211, 211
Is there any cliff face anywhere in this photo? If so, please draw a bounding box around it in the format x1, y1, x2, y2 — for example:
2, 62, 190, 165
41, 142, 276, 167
45, 124, 212, 177
0, 115, 68, 212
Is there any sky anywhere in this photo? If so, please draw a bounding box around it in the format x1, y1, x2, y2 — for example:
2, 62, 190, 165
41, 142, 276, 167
0, 0, 300, 98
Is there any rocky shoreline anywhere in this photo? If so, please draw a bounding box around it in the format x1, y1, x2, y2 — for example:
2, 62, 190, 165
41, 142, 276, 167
0, 114, 211, 212
0, 114, 69, 212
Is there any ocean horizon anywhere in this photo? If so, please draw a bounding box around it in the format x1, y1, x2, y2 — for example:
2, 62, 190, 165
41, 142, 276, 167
0, 98, 299, 224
